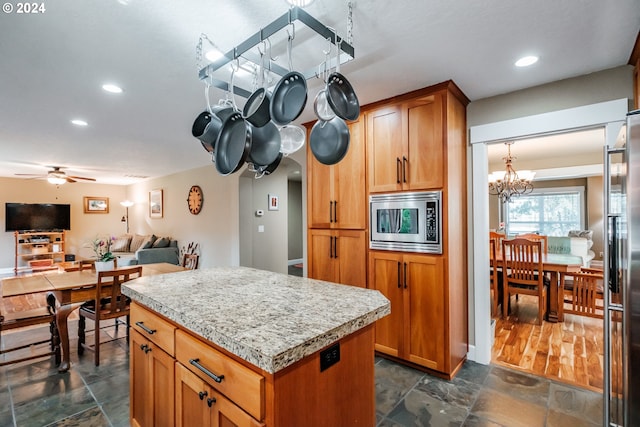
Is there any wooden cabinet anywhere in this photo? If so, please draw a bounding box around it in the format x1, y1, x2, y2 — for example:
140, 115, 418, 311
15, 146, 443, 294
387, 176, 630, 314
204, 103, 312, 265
130, 304, 177, 427
307, 119, 366, 229
308, 229, 367, 288
175, 363, 262, 427
367, 93, 444, 192
14, 230, 65, 274
130, 330, 175, 427
369, 251, 445, 371
130, 301, 377, 427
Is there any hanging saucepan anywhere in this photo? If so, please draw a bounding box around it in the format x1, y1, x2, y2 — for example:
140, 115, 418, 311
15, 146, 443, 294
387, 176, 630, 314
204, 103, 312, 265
270, 24, 307, 126
191, 104, 235, 153
326, 36, 360, 121
215, 63, 252, 176
279, 124, 306, 155
309, 116, 350, 165
254, 152, 283, 179
248, 120, 281, 166
243, 45, 271, 127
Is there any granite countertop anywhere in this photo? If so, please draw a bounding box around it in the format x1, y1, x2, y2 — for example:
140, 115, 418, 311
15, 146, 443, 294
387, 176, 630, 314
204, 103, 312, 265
122, 266, 390, 374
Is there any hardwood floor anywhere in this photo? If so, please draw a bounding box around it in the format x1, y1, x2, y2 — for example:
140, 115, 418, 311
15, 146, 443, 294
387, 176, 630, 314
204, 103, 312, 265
492, 294, 604, 392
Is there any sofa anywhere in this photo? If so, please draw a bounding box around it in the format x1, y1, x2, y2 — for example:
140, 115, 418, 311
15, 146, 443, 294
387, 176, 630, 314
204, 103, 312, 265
110, 234, 179, 266
547, 230, 595, 267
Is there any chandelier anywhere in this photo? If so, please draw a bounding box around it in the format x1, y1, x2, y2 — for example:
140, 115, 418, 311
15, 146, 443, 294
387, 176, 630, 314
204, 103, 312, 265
488, 142, 535, 203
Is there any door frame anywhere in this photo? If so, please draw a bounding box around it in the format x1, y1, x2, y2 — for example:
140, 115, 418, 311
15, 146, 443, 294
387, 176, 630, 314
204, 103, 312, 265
467, 98, 628, 364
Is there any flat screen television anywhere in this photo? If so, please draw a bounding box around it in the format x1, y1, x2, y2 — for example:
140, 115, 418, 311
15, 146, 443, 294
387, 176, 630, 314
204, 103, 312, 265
5, 203, 71, 232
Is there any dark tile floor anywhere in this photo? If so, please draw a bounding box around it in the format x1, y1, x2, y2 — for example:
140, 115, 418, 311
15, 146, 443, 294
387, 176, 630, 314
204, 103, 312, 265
1, 323, 604, 426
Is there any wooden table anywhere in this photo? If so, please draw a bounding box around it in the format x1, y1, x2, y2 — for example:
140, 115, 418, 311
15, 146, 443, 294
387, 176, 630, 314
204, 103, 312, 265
491, 252, 583, 322
2, 263, 185, 372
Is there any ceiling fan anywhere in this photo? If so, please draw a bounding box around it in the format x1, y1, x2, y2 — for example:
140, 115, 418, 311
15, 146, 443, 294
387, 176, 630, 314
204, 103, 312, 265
15, 166, 96, 184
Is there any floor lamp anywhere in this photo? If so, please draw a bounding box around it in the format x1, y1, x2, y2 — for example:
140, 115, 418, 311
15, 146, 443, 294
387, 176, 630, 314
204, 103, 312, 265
120, 200, 134, 233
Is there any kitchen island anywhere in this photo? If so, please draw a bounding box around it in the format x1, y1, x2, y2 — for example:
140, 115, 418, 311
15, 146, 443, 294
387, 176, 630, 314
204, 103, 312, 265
122, 266, 390, 427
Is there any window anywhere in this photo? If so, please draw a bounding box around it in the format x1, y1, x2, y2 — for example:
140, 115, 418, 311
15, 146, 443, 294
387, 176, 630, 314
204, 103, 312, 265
505, 186, 585, 236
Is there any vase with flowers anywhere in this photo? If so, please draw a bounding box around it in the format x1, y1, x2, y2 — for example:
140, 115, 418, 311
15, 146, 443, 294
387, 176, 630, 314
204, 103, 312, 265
87, 235, 116, 272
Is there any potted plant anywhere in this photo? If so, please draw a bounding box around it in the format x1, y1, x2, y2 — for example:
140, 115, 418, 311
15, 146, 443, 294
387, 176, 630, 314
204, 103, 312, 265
88, 236, 116, 271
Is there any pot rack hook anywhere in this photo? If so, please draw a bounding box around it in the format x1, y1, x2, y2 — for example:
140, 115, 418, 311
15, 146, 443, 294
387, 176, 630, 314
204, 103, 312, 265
266, 38, 278, 62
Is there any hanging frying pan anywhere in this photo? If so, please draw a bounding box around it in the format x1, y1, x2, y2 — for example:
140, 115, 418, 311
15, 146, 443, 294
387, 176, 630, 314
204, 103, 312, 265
254, 152, 283, 179
215, 111, 252, 175
309, 117, 350, 165
269, 25, 307, 126
248, 121, 281, 166
243, 47, 271, 127
326, 36, 359, 121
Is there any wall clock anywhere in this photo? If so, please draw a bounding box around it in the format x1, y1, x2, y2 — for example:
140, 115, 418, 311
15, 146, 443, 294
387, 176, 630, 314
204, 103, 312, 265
187, 185, 203, 215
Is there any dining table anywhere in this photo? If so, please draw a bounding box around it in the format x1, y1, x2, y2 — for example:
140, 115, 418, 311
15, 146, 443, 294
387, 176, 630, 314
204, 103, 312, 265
1, 262, 185, 372
490, 250, 584, 323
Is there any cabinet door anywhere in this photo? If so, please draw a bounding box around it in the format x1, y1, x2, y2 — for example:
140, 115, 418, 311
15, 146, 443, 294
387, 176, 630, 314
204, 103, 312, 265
405, 94, 444, 190
176, 363, 211, 427
369, 251, 404, 357
308, 230, 338, 283
334, 119, 366, 229
149, 340, 175, 427
131, 329, 175, 427
131, 330, 152, 427
367, 105, 403, 193
403, 254, 445, 370
336, 230, 367, 288
307, 151, 334, 228
210, 388, 263, 427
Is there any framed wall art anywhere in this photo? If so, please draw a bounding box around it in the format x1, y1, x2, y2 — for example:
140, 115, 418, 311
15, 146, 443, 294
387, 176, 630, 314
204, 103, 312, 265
149, 189, 163, 218
268, 194, 279, 211
84, 196, 109, 214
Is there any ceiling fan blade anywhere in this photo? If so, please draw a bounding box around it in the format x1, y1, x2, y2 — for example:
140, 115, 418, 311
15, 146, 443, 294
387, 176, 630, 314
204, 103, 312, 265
15, 173, 46, 177
66, 176, 77, 183
67, 175, 96, 181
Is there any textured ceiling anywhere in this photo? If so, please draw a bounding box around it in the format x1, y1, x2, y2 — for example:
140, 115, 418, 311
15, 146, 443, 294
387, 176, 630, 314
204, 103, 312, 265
0, 0, 638, 184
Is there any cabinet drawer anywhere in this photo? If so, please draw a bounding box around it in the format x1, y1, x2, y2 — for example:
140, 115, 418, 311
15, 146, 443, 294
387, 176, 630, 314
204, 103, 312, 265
175, 329, 264, 421
131, 303, 176, 357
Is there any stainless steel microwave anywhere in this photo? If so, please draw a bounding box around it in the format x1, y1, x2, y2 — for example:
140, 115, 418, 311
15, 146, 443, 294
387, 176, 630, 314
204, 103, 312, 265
369, 191, 442, 254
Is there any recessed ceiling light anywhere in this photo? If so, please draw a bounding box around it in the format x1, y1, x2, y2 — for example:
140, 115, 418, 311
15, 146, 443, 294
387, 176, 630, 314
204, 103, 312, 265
515, 56, 539, 67
284, 0, 314, 7
102, 83, 123, 93
71, 119, 88, 126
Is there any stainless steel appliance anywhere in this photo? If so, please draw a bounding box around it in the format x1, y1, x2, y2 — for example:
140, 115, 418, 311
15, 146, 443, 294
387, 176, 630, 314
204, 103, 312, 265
369, 191, 442, 254
604, 109, 640, 426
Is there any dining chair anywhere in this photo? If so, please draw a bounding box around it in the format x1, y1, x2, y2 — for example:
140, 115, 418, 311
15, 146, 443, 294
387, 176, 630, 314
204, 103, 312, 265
502, 238, 548, 325
562, 271, 604, 319
77, 265, 142, 366
517, 233, 548, 254
489, 236, 502, 316
78, 259, 95, 271
0, 292, 60, 366
182, 253, 199, 270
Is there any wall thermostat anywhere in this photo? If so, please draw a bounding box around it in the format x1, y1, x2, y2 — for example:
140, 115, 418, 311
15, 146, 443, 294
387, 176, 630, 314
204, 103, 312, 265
256, 209, 264, 217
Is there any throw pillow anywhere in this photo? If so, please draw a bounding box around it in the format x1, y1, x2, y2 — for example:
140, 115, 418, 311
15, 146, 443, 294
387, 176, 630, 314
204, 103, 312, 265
111, 235, 132, 252
129, 234, 148, 252
152, 237, 170, 248
140, 234, 157, 250
568, 230, 593, 240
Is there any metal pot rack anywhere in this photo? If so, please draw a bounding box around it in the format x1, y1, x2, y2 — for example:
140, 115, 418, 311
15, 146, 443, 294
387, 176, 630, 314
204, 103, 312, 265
197, 6, 354, 98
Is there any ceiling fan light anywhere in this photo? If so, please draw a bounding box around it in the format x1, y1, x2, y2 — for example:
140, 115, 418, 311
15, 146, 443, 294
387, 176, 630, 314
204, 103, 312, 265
47, 175, 66, 185
70, 119, 88, 126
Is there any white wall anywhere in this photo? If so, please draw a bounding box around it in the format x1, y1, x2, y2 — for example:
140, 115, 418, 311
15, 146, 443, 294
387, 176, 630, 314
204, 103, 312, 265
126, 165, 240, 268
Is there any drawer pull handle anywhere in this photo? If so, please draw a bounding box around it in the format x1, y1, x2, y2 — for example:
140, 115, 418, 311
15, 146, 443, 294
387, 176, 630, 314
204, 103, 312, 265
198, 390, 207, 400
207, 397, 216, 407
140, 344, 147, 351
135, 321, 156, 335
190, 358, 225, 383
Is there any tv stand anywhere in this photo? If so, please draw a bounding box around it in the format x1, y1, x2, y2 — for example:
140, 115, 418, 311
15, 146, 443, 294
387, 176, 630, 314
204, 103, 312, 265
14, 230, 66, 274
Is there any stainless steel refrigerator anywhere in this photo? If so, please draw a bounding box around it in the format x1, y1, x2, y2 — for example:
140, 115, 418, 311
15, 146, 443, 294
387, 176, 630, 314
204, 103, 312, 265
605, 109, 640, 426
